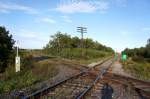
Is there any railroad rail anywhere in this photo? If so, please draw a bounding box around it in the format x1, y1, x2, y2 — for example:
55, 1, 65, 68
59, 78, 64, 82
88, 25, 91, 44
81, 70, 150, 99
75, 60, 114, 99
75, 64, 149, 99
103, 73, 150, 98
22, 58, 114, 99
16, 57, 150, 99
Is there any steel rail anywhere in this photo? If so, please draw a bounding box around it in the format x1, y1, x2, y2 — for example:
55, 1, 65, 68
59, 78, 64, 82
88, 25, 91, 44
103, 74, 150, 99
75, 59, 150, 99
106, 73, 150, 85
22, 58, 111, 99
75, 60, 114, 99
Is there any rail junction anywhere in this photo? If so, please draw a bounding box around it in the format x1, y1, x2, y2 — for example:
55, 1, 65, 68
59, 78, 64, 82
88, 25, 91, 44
21, 58, 150, 99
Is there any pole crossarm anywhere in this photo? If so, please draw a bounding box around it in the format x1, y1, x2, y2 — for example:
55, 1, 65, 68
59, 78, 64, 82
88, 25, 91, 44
76, 26, 87, 57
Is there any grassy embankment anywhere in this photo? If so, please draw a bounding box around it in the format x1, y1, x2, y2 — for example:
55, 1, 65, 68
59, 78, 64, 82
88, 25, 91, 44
0, 51, 59, 93
122, 57, 150, 81
44, 48, 112, 64
0, 48, 112, 93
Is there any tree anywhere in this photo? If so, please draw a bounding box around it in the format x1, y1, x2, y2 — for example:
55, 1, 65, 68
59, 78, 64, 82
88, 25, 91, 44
84, 38, 94, 48
71, 36, 80, 48
49, 32, 72, 49
146, 38, 150, 48
0, 26, 15, 72
122, 38, 150, 62
44, 32, 114, 57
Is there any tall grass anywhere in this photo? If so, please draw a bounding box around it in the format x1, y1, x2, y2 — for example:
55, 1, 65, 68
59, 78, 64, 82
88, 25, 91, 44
44, 48, 112, 59
123, 58, 150, 80
0, 48, 112, 93
0, 55, 58, 93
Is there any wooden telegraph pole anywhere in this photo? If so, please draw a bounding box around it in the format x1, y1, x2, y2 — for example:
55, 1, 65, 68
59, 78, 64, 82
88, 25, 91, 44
77, 27, 87, 57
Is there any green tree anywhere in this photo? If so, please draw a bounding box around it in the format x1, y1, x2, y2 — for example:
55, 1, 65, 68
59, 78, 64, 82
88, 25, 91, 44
84, 38, 94, 48
49, 32, 72, 49
0, 26, 15, 72
146, 38, 150, 48
71, 36, 80, 48
123, 38, 150, 62
44, 32, 114, 57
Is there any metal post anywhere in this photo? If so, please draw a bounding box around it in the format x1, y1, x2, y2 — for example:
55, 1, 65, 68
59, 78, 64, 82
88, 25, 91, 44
58, 36, 60, 56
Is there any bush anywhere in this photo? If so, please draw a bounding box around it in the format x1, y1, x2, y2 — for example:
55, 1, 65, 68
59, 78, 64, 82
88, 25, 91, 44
22, 55, 34, 69
132, 56, 145, 62
46, 48, 111, 60
123, 59, 150, 80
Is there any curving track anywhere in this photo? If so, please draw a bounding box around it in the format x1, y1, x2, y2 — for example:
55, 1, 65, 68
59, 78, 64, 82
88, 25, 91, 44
23, 58, 150, 99
23, 58, 114, 99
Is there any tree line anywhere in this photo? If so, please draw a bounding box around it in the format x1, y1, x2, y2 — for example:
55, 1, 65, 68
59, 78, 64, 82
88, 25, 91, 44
44, 32, 113, 52
0, 26, 114, 72
122, 38, 150, 62
44, 32, 114, 59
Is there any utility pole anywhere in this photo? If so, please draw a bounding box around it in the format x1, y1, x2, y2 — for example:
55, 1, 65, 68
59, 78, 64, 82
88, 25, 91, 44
77, 27, 87, 57
57, 34, 60, 57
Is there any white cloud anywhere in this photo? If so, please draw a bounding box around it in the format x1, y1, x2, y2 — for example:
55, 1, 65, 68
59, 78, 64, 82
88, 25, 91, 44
56, 1, 109, 13
56, 1, 95, 13
95, 1, 109, 13
41, 17, 56, 24
14, 29, 49, 49
16, 29, 48, 40
14, 29, 49, 48
0, 2, 38, 14
61, 15, 72, 23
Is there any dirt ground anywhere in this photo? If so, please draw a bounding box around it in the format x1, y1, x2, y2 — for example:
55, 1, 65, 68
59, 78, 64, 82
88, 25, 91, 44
111, 61, 132, 77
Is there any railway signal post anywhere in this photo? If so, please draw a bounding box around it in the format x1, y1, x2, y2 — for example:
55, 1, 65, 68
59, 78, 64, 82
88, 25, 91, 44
121, 53, 127, 64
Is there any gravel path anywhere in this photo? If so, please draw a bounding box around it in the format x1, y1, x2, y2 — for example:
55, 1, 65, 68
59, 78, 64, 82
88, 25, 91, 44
50, 65, 79, 84
111, 61, 132, 77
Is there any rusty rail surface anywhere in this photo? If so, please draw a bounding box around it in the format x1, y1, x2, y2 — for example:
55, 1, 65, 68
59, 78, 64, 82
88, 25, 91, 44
75, 62, 150, 99
75, 60, 114, 99
22, 58, 111, 99
103, 73, 150, 98
2, 57, 149, 99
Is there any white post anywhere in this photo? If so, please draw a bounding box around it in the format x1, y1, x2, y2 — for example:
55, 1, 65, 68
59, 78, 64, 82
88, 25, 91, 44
15, 40, 20, 72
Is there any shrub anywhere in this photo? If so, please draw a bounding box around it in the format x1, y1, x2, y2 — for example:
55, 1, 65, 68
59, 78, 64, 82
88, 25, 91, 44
132, 56, 145, 62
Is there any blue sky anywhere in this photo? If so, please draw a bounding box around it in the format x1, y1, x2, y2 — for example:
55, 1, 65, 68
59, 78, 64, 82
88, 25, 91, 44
0, 0, 150, 52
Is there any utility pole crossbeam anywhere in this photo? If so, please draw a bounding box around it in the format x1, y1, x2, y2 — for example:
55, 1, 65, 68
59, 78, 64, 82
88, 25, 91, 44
77, 27, 87, 57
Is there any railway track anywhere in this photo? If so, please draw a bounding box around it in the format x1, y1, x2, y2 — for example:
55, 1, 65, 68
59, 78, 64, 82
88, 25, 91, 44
22, 58, 114, 99
103, 73, 150, 99
84, 73, 150, 99
22, 58, 150, 99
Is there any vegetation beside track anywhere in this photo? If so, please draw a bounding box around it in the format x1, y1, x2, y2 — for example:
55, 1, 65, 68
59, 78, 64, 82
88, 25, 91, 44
43, 32, 113, 59
0, 51, 111, 94
122, 38, 150, 81
0, 55, 59, 93
122, 58, 150, 80
0, 27, 113, 94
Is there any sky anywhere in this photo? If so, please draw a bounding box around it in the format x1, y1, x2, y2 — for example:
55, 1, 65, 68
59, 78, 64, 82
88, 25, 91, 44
0, 0, 150, 52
